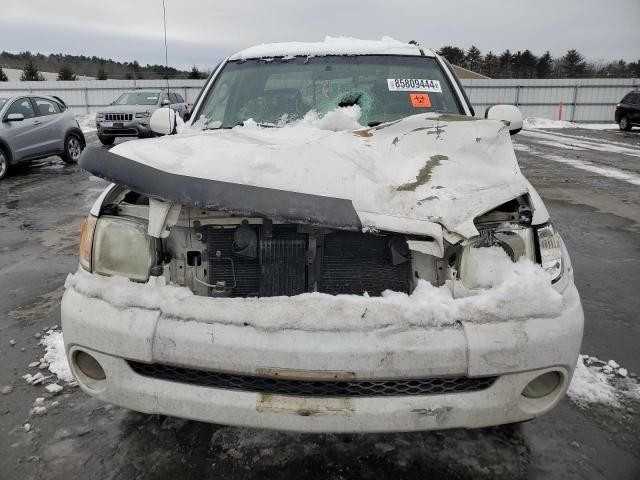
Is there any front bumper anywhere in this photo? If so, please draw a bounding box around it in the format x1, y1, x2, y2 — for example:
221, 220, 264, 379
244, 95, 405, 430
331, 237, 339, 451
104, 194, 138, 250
97, 120, 151, 138
61, 277, 584, 433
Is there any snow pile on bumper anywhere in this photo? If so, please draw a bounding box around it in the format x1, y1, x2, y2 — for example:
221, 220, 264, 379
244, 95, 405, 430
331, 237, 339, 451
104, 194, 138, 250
65, 249, 564, 332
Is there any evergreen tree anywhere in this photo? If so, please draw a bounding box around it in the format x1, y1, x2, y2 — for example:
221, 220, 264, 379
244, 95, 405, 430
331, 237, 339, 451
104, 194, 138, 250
482, 51, 499, 78
536, 51, 553, 78
20, 59, 44, 81
498, 50, 513, 78
628, 60, 640, 78
561, 49, 587, 78
96, 66, 108, 80
436, 46, 466, 67
0, 67, 7, 81
465, 45, 483, 72
57, 64, 77, 81
188, 65, 202, 79
518, 50, 538, 78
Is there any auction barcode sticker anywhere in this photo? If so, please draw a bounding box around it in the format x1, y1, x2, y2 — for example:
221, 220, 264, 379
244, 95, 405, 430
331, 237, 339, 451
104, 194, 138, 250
387, 79, 442, 92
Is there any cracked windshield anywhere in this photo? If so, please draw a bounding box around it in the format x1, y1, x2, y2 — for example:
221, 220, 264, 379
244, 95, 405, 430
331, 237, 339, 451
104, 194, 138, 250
197, 55, 462, 128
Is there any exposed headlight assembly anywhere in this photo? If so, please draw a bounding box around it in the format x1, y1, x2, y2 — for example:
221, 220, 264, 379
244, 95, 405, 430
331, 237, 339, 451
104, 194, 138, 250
79, 215, 154, 282
535, 224, 564, 283
458, 224, 536, 290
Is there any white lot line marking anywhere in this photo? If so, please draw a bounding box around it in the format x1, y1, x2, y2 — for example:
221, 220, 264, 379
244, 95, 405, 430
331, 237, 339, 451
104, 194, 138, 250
520, 130, 640, 158
513, 143, 640, 187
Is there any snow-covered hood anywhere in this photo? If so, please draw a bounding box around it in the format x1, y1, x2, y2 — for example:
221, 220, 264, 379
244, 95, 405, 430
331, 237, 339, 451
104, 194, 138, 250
82, 113, 532, 239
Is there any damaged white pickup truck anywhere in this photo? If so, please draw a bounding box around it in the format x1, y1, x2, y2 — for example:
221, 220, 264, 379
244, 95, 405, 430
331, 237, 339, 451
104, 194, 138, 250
62, 37, 584, 433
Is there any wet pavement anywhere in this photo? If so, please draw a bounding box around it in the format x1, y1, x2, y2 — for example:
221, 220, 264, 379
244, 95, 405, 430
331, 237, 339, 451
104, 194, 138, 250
1, 129, 639, 480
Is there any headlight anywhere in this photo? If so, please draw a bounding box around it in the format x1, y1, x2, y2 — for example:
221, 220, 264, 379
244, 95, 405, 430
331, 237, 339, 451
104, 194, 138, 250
79, 215, 97, 271
96, 113, 104, 120
135, 111, 150, 118
536, 224, 564, 282
80, 215, 154, 282
459, 223, 535, 289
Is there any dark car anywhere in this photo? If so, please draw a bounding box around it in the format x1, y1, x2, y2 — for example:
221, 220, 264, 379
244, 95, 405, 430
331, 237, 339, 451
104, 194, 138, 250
0, 95, 86, 180
95, 90, 188, 145
615, 91, 640, 131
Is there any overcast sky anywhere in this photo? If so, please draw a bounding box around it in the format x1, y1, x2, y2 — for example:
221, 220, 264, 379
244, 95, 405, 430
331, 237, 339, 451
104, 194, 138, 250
1, 0, 639, 70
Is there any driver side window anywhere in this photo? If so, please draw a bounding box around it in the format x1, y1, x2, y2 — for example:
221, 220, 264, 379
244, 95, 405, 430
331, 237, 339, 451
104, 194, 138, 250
7, 98, 36, 119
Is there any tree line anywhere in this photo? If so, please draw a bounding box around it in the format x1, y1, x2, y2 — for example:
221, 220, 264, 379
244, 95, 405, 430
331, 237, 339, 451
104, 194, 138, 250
437, 46, 640, 78
1, 47, 638, 81
0, 51, 209, 81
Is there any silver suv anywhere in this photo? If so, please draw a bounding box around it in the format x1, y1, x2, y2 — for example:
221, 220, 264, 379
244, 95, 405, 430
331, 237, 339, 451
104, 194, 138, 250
0, 94, 85, 180
95, 90, 188, 145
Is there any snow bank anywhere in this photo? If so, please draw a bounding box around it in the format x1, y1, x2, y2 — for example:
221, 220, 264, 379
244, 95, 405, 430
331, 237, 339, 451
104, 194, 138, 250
229, 36, 423, 60
42, 330, 74, 383
65, 248, 565, 332
568, 355, 640, 408
76, 114, 96, 133
523, 117, 617, 130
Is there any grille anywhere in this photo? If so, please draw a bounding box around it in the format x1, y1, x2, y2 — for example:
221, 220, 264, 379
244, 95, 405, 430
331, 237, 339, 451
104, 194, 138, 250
319, 232, 412, 296
259, 238, 306, 296
105, 113, 133, 121
128, 361, 497, 397
206, 226, 412, 298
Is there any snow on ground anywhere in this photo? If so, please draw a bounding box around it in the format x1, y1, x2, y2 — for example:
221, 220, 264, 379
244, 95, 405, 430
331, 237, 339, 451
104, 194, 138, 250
513, 142, 640, 187
65, 247, 567, 332
568, 355, 640, 408
41, 330, 74, 383
76, 113, 96, 133
523, 117, 617, 130
519, 129, 640, 158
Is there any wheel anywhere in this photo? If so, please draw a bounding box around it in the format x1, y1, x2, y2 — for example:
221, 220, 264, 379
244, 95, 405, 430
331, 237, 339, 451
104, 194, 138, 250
98, 134, 115, 146
62, 133, 83, 164
0, 147, 10, 180
619, 116, 632, 131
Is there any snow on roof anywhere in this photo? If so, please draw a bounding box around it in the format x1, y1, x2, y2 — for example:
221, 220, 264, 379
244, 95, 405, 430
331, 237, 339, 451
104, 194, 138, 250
229, 36, 434, 60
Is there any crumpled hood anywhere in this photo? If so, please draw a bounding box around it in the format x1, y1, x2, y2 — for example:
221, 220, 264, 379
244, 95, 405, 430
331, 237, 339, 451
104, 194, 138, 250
99, 113, 531, 239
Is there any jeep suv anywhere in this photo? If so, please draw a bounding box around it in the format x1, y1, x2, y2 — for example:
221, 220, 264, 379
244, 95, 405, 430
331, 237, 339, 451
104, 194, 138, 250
615, 91, 640, 131
95, 90, 188, 145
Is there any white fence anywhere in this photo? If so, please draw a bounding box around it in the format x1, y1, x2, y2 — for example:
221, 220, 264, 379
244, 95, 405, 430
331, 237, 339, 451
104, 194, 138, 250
1, 78, 638, 122
0, 79, 206, 115
462, 78, 639, 123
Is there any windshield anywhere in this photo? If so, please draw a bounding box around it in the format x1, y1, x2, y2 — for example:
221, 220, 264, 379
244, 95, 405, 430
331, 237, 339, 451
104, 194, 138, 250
114, 92, 160, 106
195, 55, 463, 128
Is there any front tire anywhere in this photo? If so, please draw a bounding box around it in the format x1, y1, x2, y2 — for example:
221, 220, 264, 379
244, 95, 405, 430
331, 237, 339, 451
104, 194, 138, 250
619, 116, 632, 131
98, 134, 115, 146
62, 133, 83, 164
0, 147, 10, 180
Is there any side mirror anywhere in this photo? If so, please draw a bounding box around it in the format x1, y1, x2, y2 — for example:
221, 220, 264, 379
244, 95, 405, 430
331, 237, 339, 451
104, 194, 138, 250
150, 107, 177, 135
485, 105, 523, 135
161, 99, 171, 107
4, 113, 25, 122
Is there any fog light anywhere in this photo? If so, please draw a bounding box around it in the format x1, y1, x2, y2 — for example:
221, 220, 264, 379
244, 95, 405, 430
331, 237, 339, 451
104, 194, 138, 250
74, 351, 106, 380
522, 371, 561, 398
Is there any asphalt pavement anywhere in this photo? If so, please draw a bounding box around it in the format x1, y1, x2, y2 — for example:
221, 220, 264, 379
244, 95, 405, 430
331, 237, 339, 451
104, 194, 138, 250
0, 128, 639, 480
